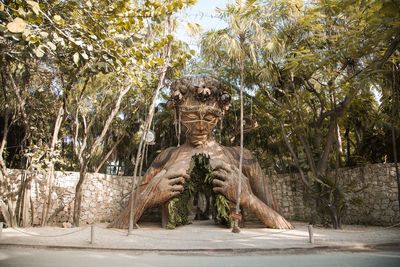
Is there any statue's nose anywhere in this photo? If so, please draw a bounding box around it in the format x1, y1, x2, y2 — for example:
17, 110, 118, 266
198, 120, 206, 129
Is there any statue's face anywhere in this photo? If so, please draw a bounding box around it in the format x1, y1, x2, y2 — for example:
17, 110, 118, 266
181, 108, 220, 147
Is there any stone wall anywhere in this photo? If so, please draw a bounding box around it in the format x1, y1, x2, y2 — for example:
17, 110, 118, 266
3, 163, 399, 226
270, 163, 399, 226
6, 170, 132, 226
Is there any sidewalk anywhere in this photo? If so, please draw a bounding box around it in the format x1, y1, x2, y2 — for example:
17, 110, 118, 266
1, 221, 399, 253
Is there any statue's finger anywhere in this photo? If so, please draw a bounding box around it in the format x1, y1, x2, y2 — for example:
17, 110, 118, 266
168, 177, 185, 185
171, 184, 184, 192
212, 187, 224, 194
170, 191, 180, 198
212, 170, 228, 181
212, 178, 224, 187
165, 170, 189, 180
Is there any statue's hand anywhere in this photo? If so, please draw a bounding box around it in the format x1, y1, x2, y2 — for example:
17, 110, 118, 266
210, 159, 252, 206
149, 168, 189, 205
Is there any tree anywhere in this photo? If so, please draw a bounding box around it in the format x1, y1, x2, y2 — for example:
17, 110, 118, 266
199, 0, 400, 228
202, 0, 277, 232
1, 0, 196, 227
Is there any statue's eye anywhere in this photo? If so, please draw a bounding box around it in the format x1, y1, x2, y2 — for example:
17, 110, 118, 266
204, 114, 217, 122
185, 113, 199, 120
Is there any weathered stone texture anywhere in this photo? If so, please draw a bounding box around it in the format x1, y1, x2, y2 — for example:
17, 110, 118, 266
4, 170, 132, 226
270, 163, 399, 226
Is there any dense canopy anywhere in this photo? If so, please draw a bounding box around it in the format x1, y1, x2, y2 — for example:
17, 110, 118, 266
1, 0, 399, 228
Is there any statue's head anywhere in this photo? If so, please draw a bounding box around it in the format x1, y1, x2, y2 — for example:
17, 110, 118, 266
170, 75, 231, 147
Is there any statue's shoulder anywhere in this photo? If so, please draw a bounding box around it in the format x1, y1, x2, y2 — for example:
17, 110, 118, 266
151, 146, 179, 169
221, 146, 257, 165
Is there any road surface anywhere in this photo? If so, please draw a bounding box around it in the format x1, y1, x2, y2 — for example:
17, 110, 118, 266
0, 247, 399, 267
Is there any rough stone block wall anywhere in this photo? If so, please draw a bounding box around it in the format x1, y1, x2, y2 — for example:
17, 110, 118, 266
270, 172, 315, 223
339, 164, 399, 225
4, 170, 132, 226
270, 163, 399, 226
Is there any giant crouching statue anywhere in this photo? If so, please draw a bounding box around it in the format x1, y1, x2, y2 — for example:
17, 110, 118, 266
110, 75, 293, 229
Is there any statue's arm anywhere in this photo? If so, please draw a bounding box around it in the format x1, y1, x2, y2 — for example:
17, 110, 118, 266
244, 193, 293, 229
109, 147, 187, 228
242, 149, 279, 211
226, 147, 278, 209
132, 147, 188, 222
211, 159, 293, 229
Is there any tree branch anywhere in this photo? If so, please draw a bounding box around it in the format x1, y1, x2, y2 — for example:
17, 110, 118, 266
94, 135, 124, 174
280, 123, 313, 190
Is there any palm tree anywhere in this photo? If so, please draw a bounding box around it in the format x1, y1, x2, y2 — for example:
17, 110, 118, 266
201, 0, 266, 233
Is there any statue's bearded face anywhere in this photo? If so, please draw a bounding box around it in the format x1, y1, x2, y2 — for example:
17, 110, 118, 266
181, 108, 220, 147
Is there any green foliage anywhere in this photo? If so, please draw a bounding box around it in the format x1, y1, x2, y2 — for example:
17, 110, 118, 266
0, 0, 196, 172
167, 193, 191, 229
167, 154, 231, 229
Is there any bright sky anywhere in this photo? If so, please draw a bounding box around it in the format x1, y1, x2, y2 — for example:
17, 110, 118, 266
176, 0, 231, 51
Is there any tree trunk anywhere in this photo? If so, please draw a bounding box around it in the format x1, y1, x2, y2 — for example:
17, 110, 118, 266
73, 164, 87, 226
71, 78, 130, 227
329, 205, 339, 229
16, 171, 26, 226
30, 193, 34, 226
42, 105, 64, 226
0, 110, 9, 207
316, 119, 336, 175
295, 129, 317, 174
345, 127, 350, 166
94, 136, 124, 174
280, 123, 312, 190
128, 16, 173, 233
335, 122, 343, 168
0, 200, 11, 227
392, 125, 400, 211
8, 199, 17, 227
20, 182, 31, 227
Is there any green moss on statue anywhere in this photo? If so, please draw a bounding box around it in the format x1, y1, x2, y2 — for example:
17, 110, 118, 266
167, 154, 232, 229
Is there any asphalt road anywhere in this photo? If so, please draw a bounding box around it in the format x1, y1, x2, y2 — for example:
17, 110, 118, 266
0, 247, 399, 267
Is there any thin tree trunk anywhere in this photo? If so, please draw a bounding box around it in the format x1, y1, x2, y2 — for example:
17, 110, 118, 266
336, 122, 343, 168
30, 193, 34, 226
0, 200, 11, 227
72, 81, 130, 226
233, 38, 245, 233
21, 181, 31, 227
345, 128, 350, 166
392, 125, 400, 211
295, 129, 317, 175
8, 199, 17, 227
73, 164, 87, 226
0, 110, 9, 197
16, 171, 26, 226
94, 135, 124, 174
16, 161, 29, 226
128, 16, 173, 233
42, 105, 65, 226
280, 123, 312, 190
391, 63, 400, 211
316, 119, 336, 175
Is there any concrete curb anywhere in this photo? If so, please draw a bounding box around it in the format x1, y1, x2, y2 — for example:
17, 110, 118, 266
1, 242, 399, 255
